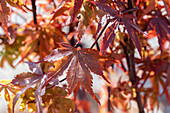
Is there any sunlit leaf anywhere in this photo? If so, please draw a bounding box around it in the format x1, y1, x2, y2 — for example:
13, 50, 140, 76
0, 0, 11, 40
72, 0, 83, 22
6, 0, 26, 12
41, 43, 110, 104
11, 72, 42, 87
4, 88, 10, 101
48, 96, 74, 113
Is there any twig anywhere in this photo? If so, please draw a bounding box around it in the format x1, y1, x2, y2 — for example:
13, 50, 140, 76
23, 4, 33, 11
46, 78, 66, 89
107, 86, 111, 112
90, 20, 110, 49
31, 0, 37, 24
59, 78, 66, 83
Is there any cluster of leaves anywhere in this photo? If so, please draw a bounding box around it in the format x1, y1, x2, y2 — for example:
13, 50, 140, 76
0, 0, 170, 113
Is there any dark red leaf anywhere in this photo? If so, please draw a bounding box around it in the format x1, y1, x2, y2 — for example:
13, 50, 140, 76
100, 24, 116, 52
40, 43, 110, 104
147, 11, 170, 50
165, 63, 170, 89
93, 19, 102, 38
23, 61, 43, 75
11, 72, 42, 87
95, 2, 117, 16
72, 0, 83, 22
122, 20, 142, 58
0, 0, 11, 40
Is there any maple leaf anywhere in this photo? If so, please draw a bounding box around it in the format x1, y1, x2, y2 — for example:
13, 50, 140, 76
138, 0, 155, 20
100, 22, 116, 52
48, 97, 75, 113
0, 80, 19, 113
72, 0, 83, 22
0, 0, 11, 40
11, 62, 43, 113
41, 43, 110, 103
94, 2, 146, 58
6, 0, 27, 13
51, 6, 69, 21
147, 11, 170, 50
0, 80, 18, 101
11, 72, 42, 87
165, 63, 170, 88
95, 2, 117, 16
17, 17, 69, 62
45, 87, 75, 113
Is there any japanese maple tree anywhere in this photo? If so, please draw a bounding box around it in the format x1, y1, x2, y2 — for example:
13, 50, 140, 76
0, 0, 170, 113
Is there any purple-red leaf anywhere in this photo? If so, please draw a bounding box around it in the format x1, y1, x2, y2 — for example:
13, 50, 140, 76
122, 19, 142, 58
93, 19, 102, 38
72, 0, 83, 22
24, 61, 43, 75
100, 24, 116, 52
40, 43, 110, 104
165, 63, 170, 89
147, 11, 170, 50
95, 2, 117, 16
11, 72, 42, 87
35, 75, 47, 113
0, 0, 11, 40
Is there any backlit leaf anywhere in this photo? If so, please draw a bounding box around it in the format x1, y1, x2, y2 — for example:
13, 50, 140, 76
11, 72, 42, 87
41, 43, 110, 103
4, 88, 10, 101
95, 2, 117, 16
72, 0, 83, 22
12, 79, 39, 113
51, 6, 69, 21
165, 63, 170, 88
48, 97, 75, 113
122, 19, 142, 57
0, 0, 11, 40
6, 0, 26, 12
147, 11, 170, 50
23, 61, 43, 75
100, 24, 116, 52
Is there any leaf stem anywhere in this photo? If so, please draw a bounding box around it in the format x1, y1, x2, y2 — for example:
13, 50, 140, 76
31, 0, 37, 24
90, 20, 110, 49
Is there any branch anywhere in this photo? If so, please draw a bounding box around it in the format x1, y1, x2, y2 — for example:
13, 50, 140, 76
126, 0, 144, 113
91, 20, 110, 49
31, 0, 37, 24
107, 86, 111, 112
